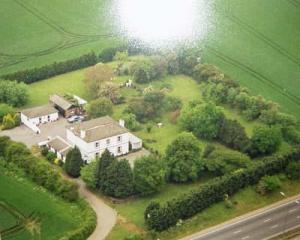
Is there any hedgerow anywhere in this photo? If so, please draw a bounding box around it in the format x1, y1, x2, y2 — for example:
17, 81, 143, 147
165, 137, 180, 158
145, 146, 300, 231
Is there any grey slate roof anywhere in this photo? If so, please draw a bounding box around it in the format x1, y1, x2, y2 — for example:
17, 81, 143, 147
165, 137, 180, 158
67, 116, 128, 143
48, 137, 71, 152
21, 105, 58, 119
50, 94, 73, 110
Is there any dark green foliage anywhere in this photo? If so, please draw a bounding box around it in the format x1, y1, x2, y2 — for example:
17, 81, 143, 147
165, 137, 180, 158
177, 47, 201, 75
250, 126, 282, 156
204, 148, 252, 176
180, 102, 225, 140
218, 118, 251, 152
2, 52, 97, 83
122, 113, 140, 131
193, 64, 221, 82
145, 147, 300, 231
0, 80, 28, 107
286, 162, 300, 180
0, 139, 78, 201
0, 104, 14, 122
99, 46, 127, 63
46, 151, 57, 162
202, 144, 216, 158
281, 126, 300, 144
133, 156, 167, 196
41, 146, 49, 156
165, 132, 202, 183
65, 147, 84, 178
80, 160, 97, 189
163, 96, 182, 112
87, 97, 113, 118
103, 159, 134, 198
256, 175, 281, 195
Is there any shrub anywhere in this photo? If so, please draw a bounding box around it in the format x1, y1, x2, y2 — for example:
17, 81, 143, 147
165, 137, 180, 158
133, 156, 167, 196
65, 147, 84, 178
41, 146, 49, 156
250, 126, 282, 156
80, 161, 98, 189
286, 162, 300, 180
122, 113, 140, 131
256, 175, 281, 195
165, 132, 202, 183
0, 80, 29, 107
46, 151, 57, 162
163, 96, 182, 112
2, 114, 16, 130
0, 104, 14, 122
87, 98, 113, 119
144, 147, 300, 231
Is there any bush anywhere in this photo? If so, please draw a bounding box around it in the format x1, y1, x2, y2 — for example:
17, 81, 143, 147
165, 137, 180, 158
165, 132, 202, 183
122, 113, 140, 131
80, 161, 98, 189
2, 114, 16, 130
2, 52, 97, 83
41, 146, 49, 156
163, 96, 182, 112
133, 156, 167, 196
46, 151, 57, 162
0, 104, 14, 122
0, 80, 28, 107
87, 98, 113, 119
144, 147, 300, 231
286, 162, 300, 180
250, 126, 282, 156
256, 175, 281, 195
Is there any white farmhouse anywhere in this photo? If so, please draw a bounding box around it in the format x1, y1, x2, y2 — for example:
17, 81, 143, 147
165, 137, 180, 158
21, 105, 59, 133
66, 116, 142, 163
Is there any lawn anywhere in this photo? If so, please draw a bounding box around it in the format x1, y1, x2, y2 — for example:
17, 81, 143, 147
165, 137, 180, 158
0, 170, 88, 240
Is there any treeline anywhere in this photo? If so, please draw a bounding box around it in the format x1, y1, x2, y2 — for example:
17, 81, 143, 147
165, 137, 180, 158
0, 136, 78, 201
145, 146, 300, 231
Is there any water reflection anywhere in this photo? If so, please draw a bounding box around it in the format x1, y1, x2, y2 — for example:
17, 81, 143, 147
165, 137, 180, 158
113, 0, 212, 47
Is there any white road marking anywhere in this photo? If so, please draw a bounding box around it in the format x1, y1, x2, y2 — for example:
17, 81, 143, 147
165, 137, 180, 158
270, 224, 279, 229
241, 236, 249, 240
289, 208, 298, 213
234, 230, 242, 234
263, 218, 271, 223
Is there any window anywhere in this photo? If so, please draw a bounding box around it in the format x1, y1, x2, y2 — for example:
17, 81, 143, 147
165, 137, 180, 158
118, 136, 122, 142
47, 115, 50, 121
95, 152, 99, 158
117, 147, 122, 153
95, 142, 99, 148
106, 139, 110, 145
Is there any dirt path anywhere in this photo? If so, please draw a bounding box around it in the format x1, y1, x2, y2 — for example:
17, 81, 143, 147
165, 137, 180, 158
76, 179, 117, 240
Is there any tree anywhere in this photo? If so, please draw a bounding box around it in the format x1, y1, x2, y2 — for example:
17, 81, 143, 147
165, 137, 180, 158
0, 80, 29, 107
2, 113, 16, 130
99, 82, 121, 104
95, 149, 116, 190
0, 104, 14, 122
132, 59, 153, 83
163, 96, 182, 112
180, 102, 225, 140
286, 162, 300, 180
165, 132, 202, 183
84, 64, 114, 99
133, 156, 167, 196
81, 160, 98, 189
114, 51, 128, 62
104, 159, 134, 198
218, 118, 251, 152
87, 98, 113, 119
122, 113, 140, 131
64, 147, 84, 178
250, 126, 282, 156
192, 64, 221, 82
204, 148, 252, 176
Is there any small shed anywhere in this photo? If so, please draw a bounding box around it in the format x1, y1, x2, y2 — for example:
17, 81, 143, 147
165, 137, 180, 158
49, 94, 78, 118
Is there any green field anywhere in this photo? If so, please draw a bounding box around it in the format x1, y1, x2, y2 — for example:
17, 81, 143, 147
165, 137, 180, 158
2, 0, 299, 119
0, 171, 87, 240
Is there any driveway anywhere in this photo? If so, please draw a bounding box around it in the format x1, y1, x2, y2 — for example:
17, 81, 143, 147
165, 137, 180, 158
0, 118, 68, 147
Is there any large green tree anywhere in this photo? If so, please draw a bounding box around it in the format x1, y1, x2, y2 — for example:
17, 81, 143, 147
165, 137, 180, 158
65, 147, 84, 178
133, 156, 167, 196
87, 97, 113, 119
180, 102, 225, 140
0, 80, 29, 107
165, 132, 202, 183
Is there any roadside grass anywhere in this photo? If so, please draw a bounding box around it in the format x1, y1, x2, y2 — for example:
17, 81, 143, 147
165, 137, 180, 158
107, 178, 300, 240
0, 170, 88, 240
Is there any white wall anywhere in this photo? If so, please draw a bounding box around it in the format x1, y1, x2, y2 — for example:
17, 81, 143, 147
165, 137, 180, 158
21, 112, 59, 133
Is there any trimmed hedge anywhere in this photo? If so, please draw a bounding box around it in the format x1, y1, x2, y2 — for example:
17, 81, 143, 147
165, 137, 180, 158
2, 52, 98, 83
0, 136, 78, 201
60, 200, 97, 240
145, 146, 300, 231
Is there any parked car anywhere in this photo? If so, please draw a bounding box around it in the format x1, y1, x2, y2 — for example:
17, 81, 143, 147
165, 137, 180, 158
67, 115, 84, 123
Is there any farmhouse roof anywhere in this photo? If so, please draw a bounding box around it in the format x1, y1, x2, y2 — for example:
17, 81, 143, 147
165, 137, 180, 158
50, 94, 74, 110
48, 136, 71, 152
21, 105, 58, 119
67, 116, 128, 142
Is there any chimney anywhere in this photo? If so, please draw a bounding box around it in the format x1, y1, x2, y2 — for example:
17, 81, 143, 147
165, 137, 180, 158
80, 130, 86, 138
119, 119, 125, 128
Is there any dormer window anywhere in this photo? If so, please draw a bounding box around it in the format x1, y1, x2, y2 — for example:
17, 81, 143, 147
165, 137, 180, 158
118, 136, 122, 142
95, 142, 99, 148
106, 139, 110, 145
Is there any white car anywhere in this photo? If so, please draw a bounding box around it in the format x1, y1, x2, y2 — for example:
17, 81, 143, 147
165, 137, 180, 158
67, 115, 84, 123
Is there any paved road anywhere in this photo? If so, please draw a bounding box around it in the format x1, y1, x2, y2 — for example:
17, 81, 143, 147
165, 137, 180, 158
76, 179, 117, 240
187, 198, 300, 240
